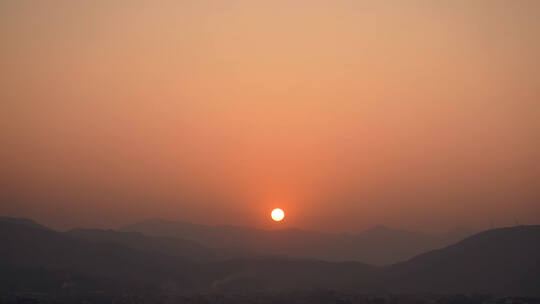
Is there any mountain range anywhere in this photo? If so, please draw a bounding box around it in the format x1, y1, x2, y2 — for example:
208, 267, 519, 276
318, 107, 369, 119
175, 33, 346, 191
1, 216, 539, 296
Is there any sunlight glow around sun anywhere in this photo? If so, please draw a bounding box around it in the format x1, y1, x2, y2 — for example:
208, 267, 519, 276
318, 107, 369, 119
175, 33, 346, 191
271, 208, 285, 222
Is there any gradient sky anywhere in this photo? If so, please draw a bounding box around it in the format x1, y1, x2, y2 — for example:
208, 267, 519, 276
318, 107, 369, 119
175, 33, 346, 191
1, 0, 539, 232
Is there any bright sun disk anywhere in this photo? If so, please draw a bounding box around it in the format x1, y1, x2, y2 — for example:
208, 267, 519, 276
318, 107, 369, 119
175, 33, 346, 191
271, 208, 285, 222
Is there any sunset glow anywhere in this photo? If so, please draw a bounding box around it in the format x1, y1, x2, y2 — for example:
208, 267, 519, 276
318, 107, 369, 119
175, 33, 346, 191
0, 1, 539, 232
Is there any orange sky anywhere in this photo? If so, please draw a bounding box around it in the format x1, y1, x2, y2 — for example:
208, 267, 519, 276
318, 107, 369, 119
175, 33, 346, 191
1, 0, 539, 232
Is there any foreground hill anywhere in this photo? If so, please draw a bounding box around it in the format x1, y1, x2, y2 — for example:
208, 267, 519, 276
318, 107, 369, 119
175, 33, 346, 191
1, 218, 539, 296
386, 225, 540, 296
121, 219, 472, 265
0, 220, 199, 293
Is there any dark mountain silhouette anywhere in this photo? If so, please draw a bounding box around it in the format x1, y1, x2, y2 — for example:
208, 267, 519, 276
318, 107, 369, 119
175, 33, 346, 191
194, 225, 540, 296
385, 225, 540, 296
2, 218, 539, 297
0, 219, 377, 295
0, 220, 201, 294
121, 218, 472, 265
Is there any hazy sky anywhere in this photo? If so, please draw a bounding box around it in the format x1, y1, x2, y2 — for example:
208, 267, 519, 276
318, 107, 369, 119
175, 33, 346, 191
1, 0, 539, 232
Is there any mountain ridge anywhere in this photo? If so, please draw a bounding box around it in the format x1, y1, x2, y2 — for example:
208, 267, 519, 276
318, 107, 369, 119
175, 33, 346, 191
121, 218, 474, 265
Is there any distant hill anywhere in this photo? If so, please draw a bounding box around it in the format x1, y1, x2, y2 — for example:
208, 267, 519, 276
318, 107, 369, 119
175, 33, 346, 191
66, 228, 218, 261
66, 228, 257, 261
2, 218, 539, 296
0, 216, 51, 230
121, 219, 473, 265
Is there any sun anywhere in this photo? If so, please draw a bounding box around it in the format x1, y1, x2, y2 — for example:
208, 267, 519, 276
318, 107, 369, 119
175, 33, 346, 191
271, 208, 285, 222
